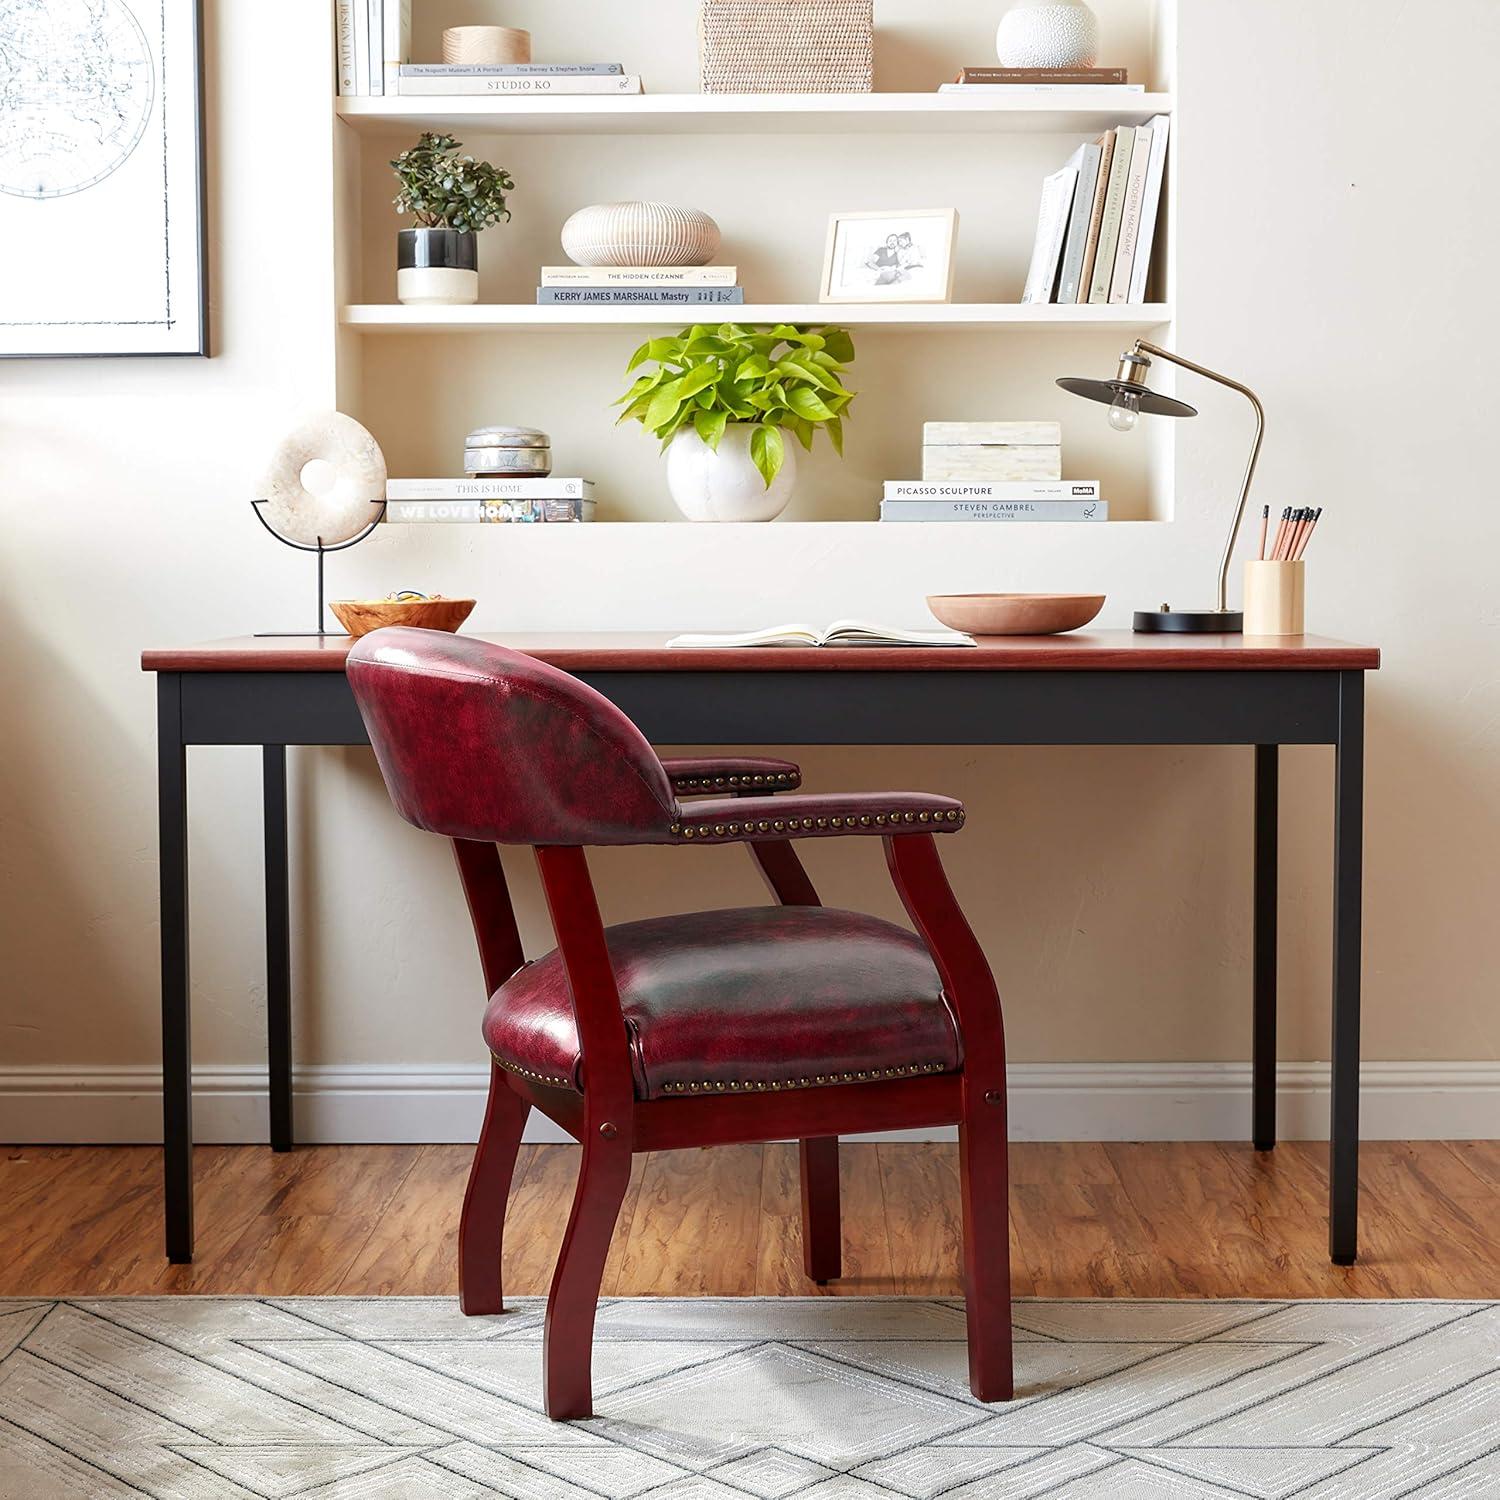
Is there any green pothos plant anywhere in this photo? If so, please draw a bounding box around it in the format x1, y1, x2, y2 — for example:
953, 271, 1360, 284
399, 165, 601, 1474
614, 323, 856, 487
390, 132, 514, 233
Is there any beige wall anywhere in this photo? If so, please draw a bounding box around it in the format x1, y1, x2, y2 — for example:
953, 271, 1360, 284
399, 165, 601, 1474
2, 2, 1498, 1126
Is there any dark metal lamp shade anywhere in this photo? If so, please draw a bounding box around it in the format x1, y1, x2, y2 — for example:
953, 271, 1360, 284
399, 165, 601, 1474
1054, 375, 1197, 420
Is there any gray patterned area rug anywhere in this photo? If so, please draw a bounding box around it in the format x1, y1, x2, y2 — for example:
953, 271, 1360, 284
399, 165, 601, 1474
1, 1297, 1497, 1498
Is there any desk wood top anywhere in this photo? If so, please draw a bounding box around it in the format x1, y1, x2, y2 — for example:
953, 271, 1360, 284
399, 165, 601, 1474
143, 631, 1380, 674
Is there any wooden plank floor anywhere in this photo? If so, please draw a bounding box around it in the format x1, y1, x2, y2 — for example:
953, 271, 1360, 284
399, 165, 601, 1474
3, 1141, 1498, 1300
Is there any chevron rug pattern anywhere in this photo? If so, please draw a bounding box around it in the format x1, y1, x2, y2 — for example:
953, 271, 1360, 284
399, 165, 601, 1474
0, 1297, 1495, 1497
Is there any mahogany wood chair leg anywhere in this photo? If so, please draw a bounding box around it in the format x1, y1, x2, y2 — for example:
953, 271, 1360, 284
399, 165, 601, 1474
799, 1135, 842, 1283
543, 1130, 634, 1420
959, 1096, 1014, 1402
885, 832, 1013, 1402
459, 1062, 530, 1315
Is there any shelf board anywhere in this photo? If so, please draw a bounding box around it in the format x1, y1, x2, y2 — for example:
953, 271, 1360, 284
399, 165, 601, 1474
342, 303, 1174, 333
335, 90, 1174, 136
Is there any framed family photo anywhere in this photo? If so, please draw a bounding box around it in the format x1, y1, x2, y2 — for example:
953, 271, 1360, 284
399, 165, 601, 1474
0, 0, 208, 358
819, 209, 959, 304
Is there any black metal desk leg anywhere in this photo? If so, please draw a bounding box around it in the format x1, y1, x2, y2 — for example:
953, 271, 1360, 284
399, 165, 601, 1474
264, 746, 293, 1152
1330, 673, 1365, 1264
158, 675, 194, 1262
1253, 745, 1278, 1151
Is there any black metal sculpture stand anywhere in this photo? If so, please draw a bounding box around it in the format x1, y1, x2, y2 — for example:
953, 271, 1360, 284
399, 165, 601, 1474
250, 499, 387, 637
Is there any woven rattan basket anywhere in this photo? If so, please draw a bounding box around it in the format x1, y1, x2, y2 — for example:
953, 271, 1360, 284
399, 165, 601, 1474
698, 0, 874, 93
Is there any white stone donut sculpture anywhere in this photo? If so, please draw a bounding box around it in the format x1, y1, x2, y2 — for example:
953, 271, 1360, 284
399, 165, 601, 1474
257, 411, 387, 547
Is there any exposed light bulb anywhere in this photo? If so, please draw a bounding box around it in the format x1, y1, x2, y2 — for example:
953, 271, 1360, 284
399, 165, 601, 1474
1107, 390, 1142, 432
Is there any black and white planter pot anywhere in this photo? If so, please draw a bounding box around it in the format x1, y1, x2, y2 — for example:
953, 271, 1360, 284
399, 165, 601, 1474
397, 228, 479, 306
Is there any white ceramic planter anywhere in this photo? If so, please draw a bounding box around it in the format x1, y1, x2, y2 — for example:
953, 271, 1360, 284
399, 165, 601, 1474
995, 1, 1099, 68
396, 266, 478, 305
666, 424, 797, 522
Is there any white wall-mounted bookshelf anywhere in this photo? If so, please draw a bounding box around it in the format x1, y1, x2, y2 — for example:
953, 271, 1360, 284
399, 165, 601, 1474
332, 0, 1178, 525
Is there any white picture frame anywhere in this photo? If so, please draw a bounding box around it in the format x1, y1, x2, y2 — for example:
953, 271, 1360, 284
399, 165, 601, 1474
819, 209, 959, 304
0, 0, 208, 358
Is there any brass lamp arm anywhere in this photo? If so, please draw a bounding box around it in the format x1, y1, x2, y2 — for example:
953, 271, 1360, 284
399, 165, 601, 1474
1132, 339, 1266, 614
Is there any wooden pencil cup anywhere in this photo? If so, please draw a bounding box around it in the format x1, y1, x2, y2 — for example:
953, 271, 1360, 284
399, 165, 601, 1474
443, 26, 531, 65
1243, 560, 1305, 635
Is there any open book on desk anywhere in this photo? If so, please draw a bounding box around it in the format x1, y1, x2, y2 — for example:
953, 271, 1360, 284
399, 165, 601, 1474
667, 620, 976, 649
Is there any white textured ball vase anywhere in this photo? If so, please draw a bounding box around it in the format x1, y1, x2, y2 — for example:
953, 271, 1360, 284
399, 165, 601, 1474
995, 0, 1099, 67
666, 424, 797, 522
561, 201, 721, 267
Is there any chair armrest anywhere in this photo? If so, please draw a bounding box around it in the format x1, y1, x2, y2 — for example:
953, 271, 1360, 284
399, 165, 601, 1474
659, 756, 801, 796
673, 790, 964, 842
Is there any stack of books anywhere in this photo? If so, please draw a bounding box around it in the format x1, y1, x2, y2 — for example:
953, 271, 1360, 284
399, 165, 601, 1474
394, 64, 643, 97
879, 480, 1106, 523
536, 266, 743, 308
939, 66, 1142, 96
385, 477, 596, 523
334, 4, 643, 96
1021, 114, 1170, 305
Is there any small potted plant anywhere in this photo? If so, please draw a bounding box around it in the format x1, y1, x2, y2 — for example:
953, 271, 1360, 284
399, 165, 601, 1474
614, 322, 856, 521
390, 132, 514, 306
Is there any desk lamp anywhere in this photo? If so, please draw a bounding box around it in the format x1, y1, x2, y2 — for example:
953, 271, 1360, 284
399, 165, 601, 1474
1057, 340, 1265, 633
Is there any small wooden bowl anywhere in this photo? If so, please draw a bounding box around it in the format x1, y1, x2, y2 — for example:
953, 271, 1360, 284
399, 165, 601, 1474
927, 593, 1105, 636
329, 597, 476, 639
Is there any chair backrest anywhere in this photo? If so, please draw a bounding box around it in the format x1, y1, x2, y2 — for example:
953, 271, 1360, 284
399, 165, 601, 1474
347, 627, 678, 845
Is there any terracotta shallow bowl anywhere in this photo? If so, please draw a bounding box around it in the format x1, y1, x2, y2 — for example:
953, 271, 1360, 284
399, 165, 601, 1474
329, 597, 476, 639
926, 593, 1106, 636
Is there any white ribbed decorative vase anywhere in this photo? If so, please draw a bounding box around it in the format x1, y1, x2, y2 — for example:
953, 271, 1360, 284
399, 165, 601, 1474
666, 425, 797, 522
995, 1, 1098, 67
561, 201, 722, 267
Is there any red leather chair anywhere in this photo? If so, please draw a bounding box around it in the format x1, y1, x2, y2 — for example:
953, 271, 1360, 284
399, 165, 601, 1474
347, 628, 1012, 1419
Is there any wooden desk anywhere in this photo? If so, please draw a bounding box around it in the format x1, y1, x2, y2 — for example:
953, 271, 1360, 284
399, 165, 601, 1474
143, 631, 1379, 1267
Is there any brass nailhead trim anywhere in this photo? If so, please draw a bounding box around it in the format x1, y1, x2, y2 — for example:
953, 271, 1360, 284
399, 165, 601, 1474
675, 771, 798, 792
492, 1056, 573, 1089
675, 808, 964, 839
659, 1060, 946, 1095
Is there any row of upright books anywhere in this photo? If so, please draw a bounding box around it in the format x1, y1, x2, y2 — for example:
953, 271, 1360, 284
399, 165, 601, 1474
536, 266, 743, 307
1022, 115, 1170, 306
333, 5, 643, 96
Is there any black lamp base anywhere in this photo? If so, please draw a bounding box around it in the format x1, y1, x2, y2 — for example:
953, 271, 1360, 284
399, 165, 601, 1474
1133, 608, 1244, 634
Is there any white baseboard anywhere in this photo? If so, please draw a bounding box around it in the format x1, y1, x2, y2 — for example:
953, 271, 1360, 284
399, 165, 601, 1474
2, 1061, 1497, 1145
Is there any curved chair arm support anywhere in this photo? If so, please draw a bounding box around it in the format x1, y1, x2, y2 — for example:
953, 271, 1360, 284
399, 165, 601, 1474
884, 832, 1004, 1082
731, 770, 821, 907
673, 791, 965, 844
659, 757, 801, 796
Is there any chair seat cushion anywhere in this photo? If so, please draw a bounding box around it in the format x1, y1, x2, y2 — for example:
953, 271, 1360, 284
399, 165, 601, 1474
482, 906, 962, 1100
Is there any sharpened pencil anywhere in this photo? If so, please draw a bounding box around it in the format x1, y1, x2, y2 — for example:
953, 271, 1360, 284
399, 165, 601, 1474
1283, 508, 1305, 560
1294, 508, 1314, 558
1271, 507, 1292, 560
1257, 504, 1269, 561
1292, 506, 1323, 561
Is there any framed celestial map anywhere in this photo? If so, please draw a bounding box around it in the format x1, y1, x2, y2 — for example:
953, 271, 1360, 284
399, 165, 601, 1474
0, 0, 207, 358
